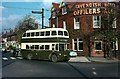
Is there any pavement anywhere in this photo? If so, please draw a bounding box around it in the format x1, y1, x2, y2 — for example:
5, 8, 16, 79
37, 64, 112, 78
68, 56, 120, 63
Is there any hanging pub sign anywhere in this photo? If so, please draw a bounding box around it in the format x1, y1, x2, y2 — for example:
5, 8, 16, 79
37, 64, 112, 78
73, 2, 115, 16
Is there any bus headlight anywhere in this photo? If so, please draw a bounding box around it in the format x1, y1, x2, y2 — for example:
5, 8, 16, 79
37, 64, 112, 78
64, 55, 67, 56
59, 53, 61, 55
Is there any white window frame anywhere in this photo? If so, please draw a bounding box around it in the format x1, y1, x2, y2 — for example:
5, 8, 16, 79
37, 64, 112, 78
111, 40, 118, 50
74, 17, 80, 29
94, 41, 102, 51
72, 38, 83, 51
52, 11, 56, 18
93, 16, 101, 28
63, 21, 66, 29
61, 3, 67, 15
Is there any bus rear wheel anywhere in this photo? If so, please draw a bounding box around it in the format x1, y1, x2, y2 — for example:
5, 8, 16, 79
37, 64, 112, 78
51, 54, 58, 62
27, 53, 32, 60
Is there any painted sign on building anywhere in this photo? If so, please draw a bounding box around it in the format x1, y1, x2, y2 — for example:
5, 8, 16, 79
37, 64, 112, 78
73, 2, 115, 16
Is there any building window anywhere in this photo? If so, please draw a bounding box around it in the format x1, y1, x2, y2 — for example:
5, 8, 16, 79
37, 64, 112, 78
93, 16, 101, 28
63, 21, 66, 29
53, 24, 55, 28
112, 18, 116, 28
62, 6, 67, 15
73, 38, 83, 51
61, 2, 67, 15
51, 7, 56, 18
52, 11, 56, 18
94, 41, 102, 51
111, 40, 118, 50
74, 17, 80, 29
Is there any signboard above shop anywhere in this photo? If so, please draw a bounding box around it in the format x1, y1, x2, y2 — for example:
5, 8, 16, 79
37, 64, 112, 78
73, 2, 115, 16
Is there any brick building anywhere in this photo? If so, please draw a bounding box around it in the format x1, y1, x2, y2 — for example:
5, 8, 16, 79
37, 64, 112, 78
49, 1, 120, 57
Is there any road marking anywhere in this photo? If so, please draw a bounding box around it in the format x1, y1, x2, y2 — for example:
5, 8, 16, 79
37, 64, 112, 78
17, 57, 23, 59
10, 57, 16, 60
92, 71, 97, 75
92, 68, 96, 70
2, 57, 8, 60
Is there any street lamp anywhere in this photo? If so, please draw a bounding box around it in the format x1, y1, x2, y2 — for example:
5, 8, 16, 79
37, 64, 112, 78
32, 8, 44, 29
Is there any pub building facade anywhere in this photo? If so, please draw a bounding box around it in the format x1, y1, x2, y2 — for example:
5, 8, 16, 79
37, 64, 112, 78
49, 1, 120, 57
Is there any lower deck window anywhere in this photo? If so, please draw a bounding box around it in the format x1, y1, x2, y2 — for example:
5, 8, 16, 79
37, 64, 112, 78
26, 45, 29, 49
40, 45, 44, 50
35, 45, 39, 49
45, 45, 49, 50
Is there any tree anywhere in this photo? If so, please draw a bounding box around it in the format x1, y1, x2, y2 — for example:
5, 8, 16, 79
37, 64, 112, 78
95, 2, 120, 58
15, 15, 37, 44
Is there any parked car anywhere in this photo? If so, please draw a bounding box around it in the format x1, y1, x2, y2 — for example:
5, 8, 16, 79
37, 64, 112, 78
69, 50, 77, 57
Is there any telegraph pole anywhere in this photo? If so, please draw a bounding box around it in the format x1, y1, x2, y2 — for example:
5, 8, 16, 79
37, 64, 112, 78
32, 8, 44, 29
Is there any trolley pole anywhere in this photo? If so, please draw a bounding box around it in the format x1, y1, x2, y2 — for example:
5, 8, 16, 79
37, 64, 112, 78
32, 8, 44, 29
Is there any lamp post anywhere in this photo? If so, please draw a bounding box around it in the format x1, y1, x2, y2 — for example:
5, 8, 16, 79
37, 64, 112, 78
32, 8, 44, 29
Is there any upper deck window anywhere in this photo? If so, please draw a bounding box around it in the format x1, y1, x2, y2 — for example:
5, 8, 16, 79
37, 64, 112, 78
36, 32, 39, 36
23, 33, 26, 37
31, 32, 34, 37
41, 32, 45, 36
58, 31, 63, 36
46, 31, 50, 36
51, 31, 57, 36
27, 33, 30, 37
64, 31, 68, 36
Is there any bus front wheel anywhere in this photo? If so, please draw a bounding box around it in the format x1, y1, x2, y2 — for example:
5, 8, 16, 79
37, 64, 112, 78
27, 53, 32, 60
51, 55, 58, 62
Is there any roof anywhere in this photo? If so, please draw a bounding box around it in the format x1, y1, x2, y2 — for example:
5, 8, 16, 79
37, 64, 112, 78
52, 3, 60, 9
26, 28, 68, 33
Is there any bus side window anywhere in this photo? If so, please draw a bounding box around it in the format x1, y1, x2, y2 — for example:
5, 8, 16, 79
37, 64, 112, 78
46, 31, 50, 36
36, 32, 39, 36
41, 32, 44, 36
56, 44, 58, 51
26, 45, 29, 49
58, 31, 63, 36
35, 45, 39, 49
59, 44, 64, 51
31, 45, 34, 49
40, 45, 44, 50
45, 45, 49, 50
23, 33, 26, 37
27, 33, 30, 37
64, 31, 68, 36
51, 31, 57, 36
31, 32, 34, 37
52, 44, 55, 50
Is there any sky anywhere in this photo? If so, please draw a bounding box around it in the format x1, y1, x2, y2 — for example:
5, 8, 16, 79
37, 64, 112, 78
0, 0, 119, 33
0, 0, 61, 33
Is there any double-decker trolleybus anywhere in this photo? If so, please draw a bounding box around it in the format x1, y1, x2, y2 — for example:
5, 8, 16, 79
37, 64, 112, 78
21, 28, 70, 62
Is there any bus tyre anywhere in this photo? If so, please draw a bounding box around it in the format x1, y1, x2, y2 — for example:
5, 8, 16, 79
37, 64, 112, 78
27, 53, 32, 60
51, 55, 58, 62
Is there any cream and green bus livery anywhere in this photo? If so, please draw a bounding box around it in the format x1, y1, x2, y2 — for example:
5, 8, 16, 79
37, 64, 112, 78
21, 28, 70, 62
